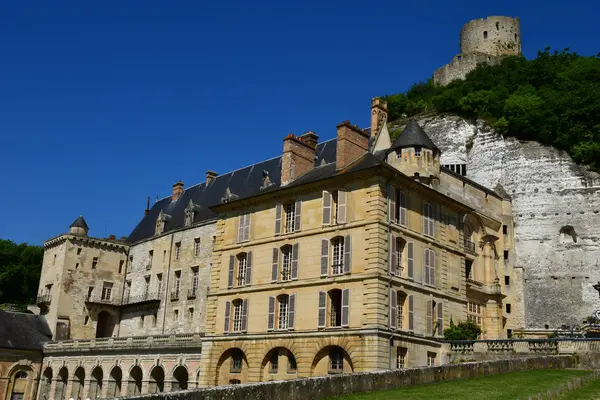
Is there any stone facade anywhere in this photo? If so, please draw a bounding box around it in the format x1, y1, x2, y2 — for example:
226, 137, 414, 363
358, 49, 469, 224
434, 16, 521, 86
0, 350, 43, 400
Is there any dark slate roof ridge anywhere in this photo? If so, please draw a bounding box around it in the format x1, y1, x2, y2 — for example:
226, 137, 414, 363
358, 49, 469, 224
389, 120, 439, 152
0, 310, 52, 351
69, 215, 89, 230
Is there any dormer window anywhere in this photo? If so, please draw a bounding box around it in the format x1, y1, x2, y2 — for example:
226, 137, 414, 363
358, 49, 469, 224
414, 147, 422, 157
184, 200, 201, 227
155, 210, 171, 236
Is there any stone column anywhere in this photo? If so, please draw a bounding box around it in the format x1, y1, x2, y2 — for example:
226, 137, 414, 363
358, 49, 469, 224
486, 299, 503, 339
164, 380, 172, 392
141, 379, 149, 395
81, 378, 90, 399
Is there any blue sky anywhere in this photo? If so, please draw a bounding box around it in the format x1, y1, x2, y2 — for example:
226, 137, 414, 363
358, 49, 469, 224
1, 0, 598, 245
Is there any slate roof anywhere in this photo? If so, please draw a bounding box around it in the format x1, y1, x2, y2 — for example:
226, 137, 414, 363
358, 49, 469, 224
70, 215, 89, 230
0, 310, 52, 351
128, 139, 338, 243
389, 120, 439, 153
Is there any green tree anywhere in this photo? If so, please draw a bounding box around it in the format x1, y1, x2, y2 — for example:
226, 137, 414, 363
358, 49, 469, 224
0, 239, 43, 307
443, 319, 482, 340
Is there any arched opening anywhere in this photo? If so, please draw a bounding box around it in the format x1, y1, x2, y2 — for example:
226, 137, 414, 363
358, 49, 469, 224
172, 366, 189, 391
483, 31, 488, 39
195, 370, 201, 388
38, 367, 52, 400
96, 310, 115, 338
107, 367, 122, 398
71, 367, 85, 400
127, 366, 143, 396
88, 366, 103, 398
55, 367, 68, 400
216, 348, 248, 386
149, 365, 165, 393
311, 345, 353, 377
261, 347, 297, 381
9, 369, 31, 400
560, 225, 577, 243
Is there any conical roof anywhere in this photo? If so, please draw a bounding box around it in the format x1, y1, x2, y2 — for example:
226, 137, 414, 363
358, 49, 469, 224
70, 215, 89, 230
390, 120, 439, 152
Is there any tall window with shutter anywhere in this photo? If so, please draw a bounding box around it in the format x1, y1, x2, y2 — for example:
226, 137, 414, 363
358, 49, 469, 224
424, 248, 435, 286
426, 299, 443, 336
330, 236, 351, 275
322, 190, 347, 225
407, 242, 414, 279
318, 289, 350, 328
272, 245, 299, 283
390, 235, 405, 276
227, 298, 248, 333
228, 252, 252, 288
237, 212, 251, 243
268, 294, 296, 331
423, 202, 435, 237
281, 245, 292, 281
407, 295, 414, 331
388, 186, 407, 226
389, 290, 407, 330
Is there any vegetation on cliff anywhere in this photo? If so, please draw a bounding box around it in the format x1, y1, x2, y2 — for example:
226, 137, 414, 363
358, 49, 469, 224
0, 239, 43, 310
383, 48, 600, 170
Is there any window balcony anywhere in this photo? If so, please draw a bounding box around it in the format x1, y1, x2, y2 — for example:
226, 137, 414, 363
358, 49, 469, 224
85, 295, 121, 306
464, 239, 476, 254
187, 288, 197, 299
36, 294, 52, 306
171, 291, 180, 301
121, 292, 160, 306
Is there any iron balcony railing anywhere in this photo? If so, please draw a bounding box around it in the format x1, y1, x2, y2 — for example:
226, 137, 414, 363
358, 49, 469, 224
122, 292, 160, 306
171, 291, 180, 301
85, 295, 121, 306
187, 288, 197, 299
36, 294, 52, 305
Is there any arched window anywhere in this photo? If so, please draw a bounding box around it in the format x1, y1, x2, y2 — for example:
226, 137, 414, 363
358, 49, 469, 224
227, 252, 252, 288
236, 252, 248, 286
267, 294, 296, 331
15, 371, 27, 379
224, 298, 248, 333
55, 368, 68, 400
88, 367, 103, 398
96, 311, 115, 338
108, 367, 122, 398
331, 237, 344, 275
10, 369, 31, 400
329, 347, 344, 374
149, 366, 164, 393
172, 366, 189, 391
127, 366, 143, 396
496, 22, 500, 30
231, 349, 244, 373
483, 31, 488, 39
71, 367, 85, 399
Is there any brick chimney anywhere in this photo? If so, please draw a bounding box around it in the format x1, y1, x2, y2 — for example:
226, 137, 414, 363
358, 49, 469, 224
281, 134, 317, 186
172, 181, 184, 200
336, 121, 369, 169
206, 171, 218, 185
370, 98, 388, 137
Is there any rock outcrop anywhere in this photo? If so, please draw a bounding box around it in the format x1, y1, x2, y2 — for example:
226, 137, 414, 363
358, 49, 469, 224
391, 115, 600, 329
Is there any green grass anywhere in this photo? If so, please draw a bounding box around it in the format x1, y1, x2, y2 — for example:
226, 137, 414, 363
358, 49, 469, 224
327, 369, 590, 400
561, 377, 600, 400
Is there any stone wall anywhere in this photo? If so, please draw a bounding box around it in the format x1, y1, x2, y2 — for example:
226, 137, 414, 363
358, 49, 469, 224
433, 52, 503, 87
460, 16, 521, 56
392, 115, 600, 329
115, 355, 573, 400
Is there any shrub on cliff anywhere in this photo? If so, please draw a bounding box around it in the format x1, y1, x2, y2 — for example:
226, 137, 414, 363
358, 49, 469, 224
382, 48, 600, 171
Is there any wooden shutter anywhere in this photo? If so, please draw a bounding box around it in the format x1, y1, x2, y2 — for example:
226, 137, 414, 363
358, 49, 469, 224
423, 205, 428, 236
322, 191, 332, 225
227, 255, 235, 288
343, 235, 352, 274
341, 288, 350, 327
242, 299, 249, 332
245, 251, 252, 286
424, 249, 430, 285
408, 295, 414, 331
429, 205, 435, 237
224, 301, 231, 333
271, 248, 279, 282
291, 243, 299, 280
294, 199, 302, 231
244, 213, 251, 241
437, 301, 443, 337
337, 190, 347, 224
289, 294, 296, 330
388, 185, 397, 223
318, 291, 327, 328
407, 242, 414, 279
430, 250, 436, 287
426, 299, 433, 335
275, 204, 282, 234
390, 289, 397, 330
390, 234, 397, 275
399, 191, 407, 226
267, 296, 275, 331
320, 239, 329, 276
237, 215, 244, 242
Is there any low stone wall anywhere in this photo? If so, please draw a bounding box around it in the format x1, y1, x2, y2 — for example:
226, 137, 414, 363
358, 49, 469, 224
118, 355, 573, 400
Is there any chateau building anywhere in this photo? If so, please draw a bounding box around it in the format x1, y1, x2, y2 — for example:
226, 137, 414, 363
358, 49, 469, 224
27, 98, 521, 399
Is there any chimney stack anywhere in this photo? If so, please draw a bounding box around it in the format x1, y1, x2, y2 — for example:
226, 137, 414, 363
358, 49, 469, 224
370, 98, 388, 137
172, 181, 184, 201
336, 121, 369, 170
281, 133, 317, 186
206, 171, 218, 185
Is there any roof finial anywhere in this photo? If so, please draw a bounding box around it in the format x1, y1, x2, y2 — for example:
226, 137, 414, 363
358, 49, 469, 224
145, 196, 151, 216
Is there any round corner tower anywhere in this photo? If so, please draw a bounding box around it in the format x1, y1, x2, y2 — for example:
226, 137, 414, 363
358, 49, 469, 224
460, 16, 521, 56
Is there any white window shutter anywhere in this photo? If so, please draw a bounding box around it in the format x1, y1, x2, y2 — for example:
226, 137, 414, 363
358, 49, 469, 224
245, 251, 252, 286
343, 235, 352, 274
237, 215, 244, 243
320, 239, 329, 276
437, 301, 443, 337
426, 300, 433, 335
242, 299, 249, 332
271, 248, 279, 282
244, 213, 251, 241
430, 250, 436, 287
407, 242, 414, 279
337, 190, 347, 224
399, 191, 407, 226
341, 288, 350, 327
227, 255, 235, 288
424, 249, 430, 285
388, 185, 397, 223
408, 295, 414, 331
224, 301, 231, 333
294, 199, 302, 231
322, 191, 332, 225
291, 243, 299, 280
390, 234, 397, 275
390, 289, 397, 330
318, 291, 327, 328
275, 204, 282, 234
288, 293, 296, 330
267, 296, 275, 331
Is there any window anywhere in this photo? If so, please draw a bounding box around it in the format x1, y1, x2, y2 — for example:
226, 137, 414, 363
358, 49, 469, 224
156, 273, 162, 294
331, 237, 344, 275
124, 281, 131, 302
75, 262, 79, 269
506, 304, 512, 314
92, 257, 98, 269
424, 248, 436, 286
466, 260, 473, 280
505, 275, 510, 285
15, 370, 28, 379
144, 276, 150, 296
329, 290, 342, 327
496, 21, 500, 30
329, 348, 344, 374
423, 203, 435, 237
87, 287, 94, 300
457, 55, 462, 61
318, 289, 350, 329
390, 236, 405, 276
191, 267, 199, 295
503, 224, 508, 234
467, 302, 483, 326
231, 349, 243, 373
233, 300, 243, 332
101, 282, 113, 300
188, 307, 194, 322
277, 295, 289, 330
442, 163, 467, 176
388, 186, 407, 226
504, 250, 509, 260
483, 31, 488, 39
397, 292, 406, 329
414, 146, 422, 156
184, 207, 194, 226
268, 294, 296, 331
284, 202, 296, 233
77, 248, 82, 255
53, 254, 56, 264
152, 313, 157, 327
173, 271, 181, 296
175, 242, 181, 260
396, 347, 407, 369
427, 352, 436, 367
322, 190, 347, 225
174, 309, 179, 321
269, 351, 279, 373
237, 253, 248, 286
281, 246, 292, 281
229, 379, 241, 385
288, 352, 297, 373
390, 290, 412, 331
194, 238, 201, 257
118, 260, 124, 274
427, 299, 443, 336
147, 250, 153, 270
84, 315, 89, 325
237, 212, 251, 242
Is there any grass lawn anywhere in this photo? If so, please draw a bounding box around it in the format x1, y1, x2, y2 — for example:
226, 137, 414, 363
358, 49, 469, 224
561, 378, 600, 400
326, 369, 589, 400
